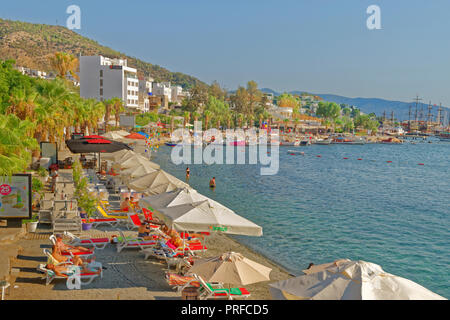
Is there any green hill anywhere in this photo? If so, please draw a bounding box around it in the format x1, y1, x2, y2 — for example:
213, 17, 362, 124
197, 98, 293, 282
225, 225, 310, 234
0, 18, 205, 89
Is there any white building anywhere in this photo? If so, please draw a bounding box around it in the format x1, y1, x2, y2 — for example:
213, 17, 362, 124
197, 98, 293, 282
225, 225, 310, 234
171, 85, 183, 103
152, 82, 172, 102
80, 55, 139, 109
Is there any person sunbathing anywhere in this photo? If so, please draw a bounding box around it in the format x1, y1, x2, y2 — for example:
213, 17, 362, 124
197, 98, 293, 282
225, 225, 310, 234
50, 244, 95, 267
54, 234, 92, 255
130, 196, 141, 211
137, 222, 157, 240
45, 264, 101, 278
120, 197, 131, 212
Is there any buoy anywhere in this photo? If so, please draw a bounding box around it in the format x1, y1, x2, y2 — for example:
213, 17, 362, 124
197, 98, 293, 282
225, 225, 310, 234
317, 155, 321, 158
387, 161, 392, 163
418, 163, 424, 165
357, 158, 363, 160
343, 157, 348, 159
290, 153, 295, 156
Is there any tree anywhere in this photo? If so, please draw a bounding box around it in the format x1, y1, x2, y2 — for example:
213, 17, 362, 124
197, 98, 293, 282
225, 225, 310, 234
278, 93, 299, 109
209, 81, 227, 101
112, 97, 124, 127
48, 52, 79, 81
0, 114, 38, 176
246, 80, 262, 116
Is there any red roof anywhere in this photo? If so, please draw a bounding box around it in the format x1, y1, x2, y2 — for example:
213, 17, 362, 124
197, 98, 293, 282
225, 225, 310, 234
125, 133, 147, 140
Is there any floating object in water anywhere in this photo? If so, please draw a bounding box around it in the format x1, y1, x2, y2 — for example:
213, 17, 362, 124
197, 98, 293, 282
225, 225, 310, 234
418, 163, 425, 165
287, 150, 304, 155
357, 158, 363, 160
387, 161, 392, 163
316, 155, 321, 158
343, 157, 348, 159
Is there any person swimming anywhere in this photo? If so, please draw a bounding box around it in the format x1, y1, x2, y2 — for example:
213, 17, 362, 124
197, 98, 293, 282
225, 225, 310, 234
209, 177, 216, 188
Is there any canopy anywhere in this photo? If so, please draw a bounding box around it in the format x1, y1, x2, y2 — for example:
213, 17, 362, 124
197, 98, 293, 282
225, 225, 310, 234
65, 139, 132, 154
100, 149, 133, 161
139, 187, 227, 211
113, 153, 160, 170
128, 169, 189, 194
188, 252, 272, 286
103, 131, 129, 140
156, 199, 263, 236
137, 131, 149, 138
125, 132, 147, 140
269, 260, 446, 300
120, 165, 158, 182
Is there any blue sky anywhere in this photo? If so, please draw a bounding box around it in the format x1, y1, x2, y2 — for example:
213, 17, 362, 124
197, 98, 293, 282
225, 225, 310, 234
1, 0, 450, 105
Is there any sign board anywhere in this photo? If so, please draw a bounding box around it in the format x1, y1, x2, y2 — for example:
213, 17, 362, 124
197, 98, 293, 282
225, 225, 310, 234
120, 114, 135, 128
0, 174, 32, 219
40, 142, 58, 166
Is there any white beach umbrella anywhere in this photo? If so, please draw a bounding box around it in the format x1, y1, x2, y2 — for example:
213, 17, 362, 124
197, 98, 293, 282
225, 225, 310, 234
157, 200, 263, 236
139, 187, 227, 212
116, 154, 160, 170
269, 260, 446, 300
103, 132, 125, 140
101, 149, 132, 161
128, 169, 189, 194
120, 164, 158, 183
189, 252, 272, 286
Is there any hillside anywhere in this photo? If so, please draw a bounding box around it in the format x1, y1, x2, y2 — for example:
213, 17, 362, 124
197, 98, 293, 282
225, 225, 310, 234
260, 88, 449, 121
0, 18, 205, 89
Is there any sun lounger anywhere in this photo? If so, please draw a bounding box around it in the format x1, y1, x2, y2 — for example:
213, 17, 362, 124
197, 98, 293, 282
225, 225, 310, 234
115, 230, 158, 253
125, 212, 160, 231
96, 205, 128, 220
192, 274, 251, 300
63, 231, 110, 250
49, 235, 95, 258
37, 264, 101, 286
81, 217, 120, 228
165, 272, 200, 292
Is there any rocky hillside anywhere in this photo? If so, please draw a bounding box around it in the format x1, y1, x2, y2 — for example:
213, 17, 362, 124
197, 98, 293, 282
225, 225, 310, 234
0, 18, 205, 88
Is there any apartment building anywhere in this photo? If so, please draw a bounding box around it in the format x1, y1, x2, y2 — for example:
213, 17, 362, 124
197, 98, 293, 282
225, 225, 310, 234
80, 55, 139, 109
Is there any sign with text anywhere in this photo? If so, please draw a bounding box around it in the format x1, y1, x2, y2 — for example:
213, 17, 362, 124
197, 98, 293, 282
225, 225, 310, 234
0, 174, 32, 219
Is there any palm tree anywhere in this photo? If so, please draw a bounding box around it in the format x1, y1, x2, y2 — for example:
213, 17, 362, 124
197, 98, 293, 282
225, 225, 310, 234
204, 110, 212, 130
0, 114, 38, 176
237, 113, 244, 128
112, 98, 124, 127
49, 52, 79, 81
183, 111, 191, 127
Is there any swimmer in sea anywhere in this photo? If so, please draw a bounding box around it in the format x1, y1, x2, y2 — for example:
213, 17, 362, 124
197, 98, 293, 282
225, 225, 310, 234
209, 177, 216, 189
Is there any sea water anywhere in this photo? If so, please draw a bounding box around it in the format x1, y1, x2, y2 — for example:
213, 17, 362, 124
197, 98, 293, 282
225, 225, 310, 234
151, 142, 450, 298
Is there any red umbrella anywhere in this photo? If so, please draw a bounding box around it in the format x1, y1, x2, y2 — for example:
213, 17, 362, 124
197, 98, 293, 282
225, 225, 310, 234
125, 132, 147, 140
86, 139, 112, 144
83, 135, 106, 139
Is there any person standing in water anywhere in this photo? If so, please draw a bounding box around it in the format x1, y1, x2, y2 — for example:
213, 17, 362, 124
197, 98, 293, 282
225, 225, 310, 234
209, 177, 216, 188
186, 167, 190, 180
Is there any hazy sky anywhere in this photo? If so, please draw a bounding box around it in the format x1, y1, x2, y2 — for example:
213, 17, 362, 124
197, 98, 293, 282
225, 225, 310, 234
2, 0, 450, 105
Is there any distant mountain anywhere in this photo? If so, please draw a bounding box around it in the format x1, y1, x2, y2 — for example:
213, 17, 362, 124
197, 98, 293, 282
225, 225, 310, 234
0, 18, 206, 89
260, 88, 449, 121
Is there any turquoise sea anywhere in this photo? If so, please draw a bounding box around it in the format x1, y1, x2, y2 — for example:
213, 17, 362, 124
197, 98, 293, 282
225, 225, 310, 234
151, 142, 450, 298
